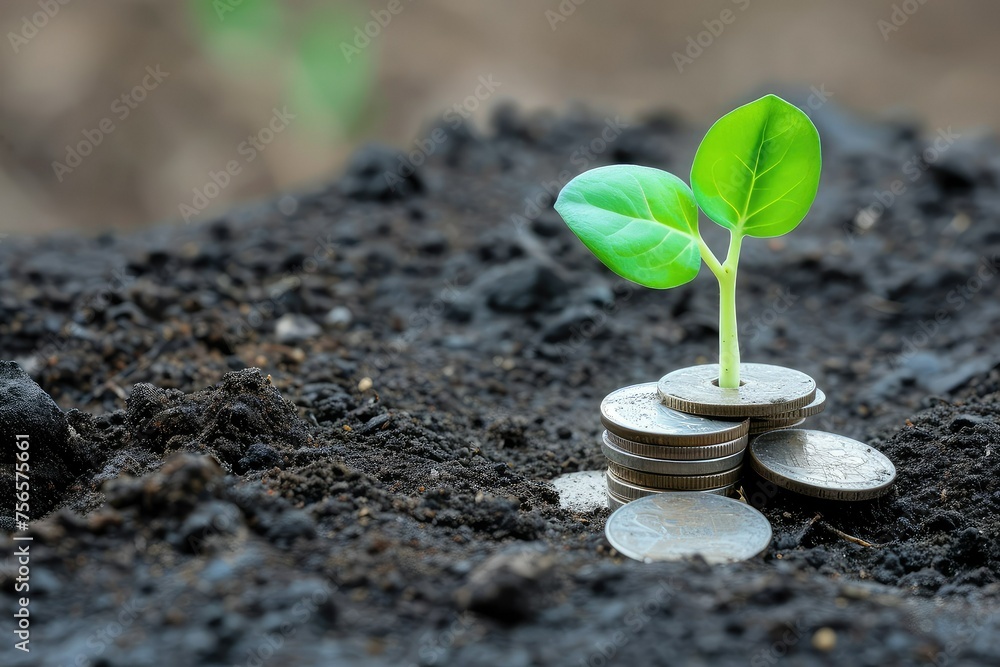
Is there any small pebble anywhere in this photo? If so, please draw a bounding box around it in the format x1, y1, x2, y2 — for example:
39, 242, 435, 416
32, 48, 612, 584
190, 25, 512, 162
275, 314, 321, 344
325, 306, 353, 328
812, 627, 837, 652
277, 195, 298, 215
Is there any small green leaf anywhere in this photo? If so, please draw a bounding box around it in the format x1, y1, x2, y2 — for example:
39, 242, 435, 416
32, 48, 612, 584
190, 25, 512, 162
288, 7, 376, 136
555, 165, 702, 289
691, 94, 821, 238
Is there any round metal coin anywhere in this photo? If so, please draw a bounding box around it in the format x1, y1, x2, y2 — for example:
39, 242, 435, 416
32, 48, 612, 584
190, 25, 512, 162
605, 484, 736, 505
605, 492, 772, 563
607, 491, 627, 511
749, 429, 896, 501
607, 464, 743, 492
601, 383, 749, 445
606, 469, 741, 496
602, 434, 745, 475
657, 364, 816, 418
765, 389, 827, 421
552, 470, 609, 512
604, 430, 748, 461
749, 417, 806, 436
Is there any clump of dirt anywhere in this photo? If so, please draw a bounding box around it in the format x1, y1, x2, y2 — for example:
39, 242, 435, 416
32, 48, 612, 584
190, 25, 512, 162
124, 368, 309, 471
0, 361, 83, 529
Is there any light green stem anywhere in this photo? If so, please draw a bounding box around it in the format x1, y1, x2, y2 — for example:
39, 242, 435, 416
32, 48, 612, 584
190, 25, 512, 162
717, 271, 739, 387
699, 232, 743, 388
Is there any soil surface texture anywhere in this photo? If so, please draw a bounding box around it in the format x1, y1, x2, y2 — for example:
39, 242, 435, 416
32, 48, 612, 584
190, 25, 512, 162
2, 92, 1000, 666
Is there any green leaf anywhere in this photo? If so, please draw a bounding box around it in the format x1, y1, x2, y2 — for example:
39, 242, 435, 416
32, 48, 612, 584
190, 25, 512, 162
288, 6, 376, 136
690, 94, 821, 238
187, 0, 285, 55
554, 165, 702, 289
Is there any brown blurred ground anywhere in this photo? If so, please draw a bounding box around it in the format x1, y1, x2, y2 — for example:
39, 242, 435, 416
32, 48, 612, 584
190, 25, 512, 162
1, 0, 998, 235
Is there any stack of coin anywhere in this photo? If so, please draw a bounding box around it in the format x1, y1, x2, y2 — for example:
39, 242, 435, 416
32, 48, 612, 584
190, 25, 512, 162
600, 383, 750, 510
602, 364, 829, 508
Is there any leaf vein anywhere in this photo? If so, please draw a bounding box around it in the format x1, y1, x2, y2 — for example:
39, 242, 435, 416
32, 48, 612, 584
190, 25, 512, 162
744, 175, 809, 221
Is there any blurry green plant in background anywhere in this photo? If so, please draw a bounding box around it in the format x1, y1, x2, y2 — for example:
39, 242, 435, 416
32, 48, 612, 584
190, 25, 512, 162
187, 0, 375, 139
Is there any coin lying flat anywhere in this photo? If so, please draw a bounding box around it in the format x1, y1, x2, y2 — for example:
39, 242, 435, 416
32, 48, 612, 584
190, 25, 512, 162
601, 383, 749, 445
607, 464, 743, 492
552, 470, 609, 512
657, 364, 816, 418
605, 430, 748, 461
602, 434, 745, 475
765, 389, 827, 420
606, 469, 741, 497
749, 417, 806, 436
605, 492, 772, 563
749, 429, 896, 501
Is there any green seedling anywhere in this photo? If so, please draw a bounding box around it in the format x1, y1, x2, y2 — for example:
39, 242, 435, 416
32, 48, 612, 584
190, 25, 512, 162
555, 94, 821, 388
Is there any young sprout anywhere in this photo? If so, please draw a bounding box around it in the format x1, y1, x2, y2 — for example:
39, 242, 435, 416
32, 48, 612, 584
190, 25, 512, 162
555, 94, 821, 388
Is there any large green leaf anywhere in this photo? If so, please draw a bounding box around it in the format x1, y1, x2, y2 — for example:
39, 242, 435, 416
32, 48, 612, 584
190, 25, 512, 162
690, 94, 821, 238
554, 165, 702, 289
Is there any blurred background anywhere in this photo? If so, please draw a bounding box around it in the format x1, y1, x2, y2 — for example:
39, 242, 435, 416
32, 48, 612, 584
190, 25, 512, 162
1, 0, 997, 235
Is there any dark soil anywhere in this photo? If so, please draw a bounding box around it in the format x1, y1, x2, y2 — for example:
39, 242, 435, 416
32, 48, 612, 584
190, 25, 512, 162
3, 91, 1000, 665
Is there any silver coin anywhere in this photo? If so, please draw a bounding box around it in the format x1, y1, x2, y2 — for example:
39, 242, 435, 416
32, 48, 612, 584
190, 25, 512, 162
606, 485, 736, 507
607, 491, 627, 511
749, 429, 896, 501
604, 430, 748, 460
657, 364, 816, 418
552, 470, 609, 512
602, 433, 745, 475
749, 417, 805, 436
605, 492, 772, 563
606, 469, 742, 496
607, 464, 743, 492
764, 389, 827, 421
601, 383, 749, 445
